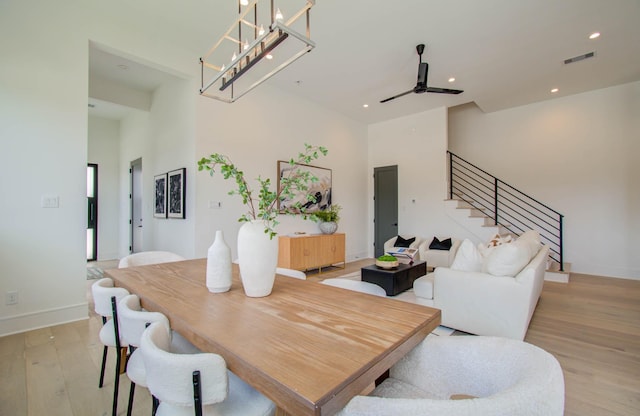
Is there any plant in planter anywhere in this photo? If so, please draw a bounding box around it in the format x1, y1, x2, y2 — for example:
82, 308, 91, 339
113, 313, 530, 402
197, 143, 328, 297
197, 143, 328, 239
376, 254, 399, 269
311, 204, 341, 234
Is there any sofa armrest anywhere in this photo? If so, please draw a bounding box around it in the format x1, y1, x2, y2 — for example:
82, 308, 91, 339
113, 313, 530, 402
433, 267, 532, 340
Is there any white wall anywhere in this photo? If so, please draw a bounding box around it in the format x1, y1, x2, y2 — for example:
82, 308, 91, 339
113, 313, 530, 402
0, 0, 369, 335
88, 116, 121, 260
449, 81, 640, 279
194, 84, 369, 261
367, 107, 471, 255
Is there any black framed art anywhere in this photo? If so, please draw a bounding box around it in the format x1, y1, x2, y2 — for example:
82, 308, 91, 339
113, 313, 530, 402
168, 168, 186, 219
154, 173, 167, 218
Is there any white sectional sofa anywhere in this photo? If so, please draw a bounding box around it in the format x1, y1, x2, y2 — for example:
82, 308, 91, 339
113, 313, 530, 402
413, 232, 549, 340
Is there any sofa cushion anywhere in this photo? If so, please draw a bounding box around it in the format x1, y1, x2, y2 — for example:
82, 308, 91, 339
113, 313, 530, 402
413, 274, 434, 300
450, 239, 483, 272
517, 230, 542, 259
395, 235, 416, 248
428, 237, 452, 250
483, 240, 531, 277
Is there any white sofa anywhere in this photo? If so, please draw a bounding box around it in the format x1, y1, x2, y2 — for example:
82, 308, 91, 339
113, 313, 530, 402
413, 233, 549, 340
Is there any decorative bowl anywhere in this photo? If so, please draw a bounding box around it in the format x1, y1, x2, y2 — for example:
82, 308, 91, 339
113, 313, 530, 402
375, 259, 399, 269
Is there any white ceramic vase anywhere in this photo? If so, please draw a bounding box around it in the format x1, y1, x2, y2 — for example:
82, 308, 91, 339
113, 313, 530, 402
206, 230, 232, 293
237, 220, 278, 297
319, 221, 338, 234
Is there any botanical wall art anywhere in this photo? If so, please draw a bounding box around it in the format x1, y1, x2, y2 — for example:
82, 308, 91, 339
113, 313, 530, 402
168, 168, 186, 219
154, 173, 167, 218
277, 161, 332, 214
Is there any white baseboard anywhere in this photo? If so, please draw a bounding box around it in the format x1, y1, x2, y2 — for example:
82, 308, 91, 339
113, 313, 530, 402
0, 302, 89, 337
544, 270, 570, 283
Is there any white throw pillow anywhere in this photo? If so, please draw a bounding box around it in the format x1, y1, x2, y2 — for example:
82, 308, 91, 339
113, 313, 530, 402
517, 230, 542, 260
450, 239, 483, 272
484, 240, 531, 277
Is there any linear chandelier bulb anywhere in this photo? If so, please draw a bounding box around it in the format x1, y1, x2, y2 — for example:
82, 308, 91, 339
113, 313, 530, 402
258, 24, 265, 36
231, 52, 237, 62
275, 8, 283, 20
240, 0, 249, 6
266, 53, 273, 60
243, 39, 250, 50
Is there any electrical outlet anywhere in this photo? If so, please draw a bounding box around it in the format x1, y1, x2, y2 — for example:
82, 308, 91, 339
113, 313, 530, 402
6, 291, 18, 305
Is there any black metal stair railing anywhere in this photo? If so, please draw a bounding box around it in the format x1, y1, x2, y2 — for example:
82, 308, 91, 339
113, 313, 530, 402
448, 151, 564, 271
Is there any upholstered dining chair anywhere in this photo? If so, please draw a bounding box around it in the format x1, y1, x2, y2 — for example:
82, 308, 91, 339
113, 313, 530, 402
118, 251, 185, 268
276, 267, 307, 279
91, 277, 130, 416
336, 336, 565, 416
140, 321, 276, 416
118, 294, 171, 416
321, 278, 387, 297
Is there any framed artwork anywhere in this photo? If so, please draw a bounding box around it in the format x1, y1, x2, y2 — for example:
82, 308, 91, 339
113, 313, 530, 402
168, 168, 186, 219
154, 173, 167, 218
277, 161, 332, 214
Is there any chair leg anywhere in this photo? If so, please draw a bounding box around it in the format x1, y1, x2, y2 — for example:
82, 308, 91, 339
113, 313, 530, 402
113, 349, 121, 416
152, 396, 159, 416
127, 380, 135, 416
99, 345, 108, 388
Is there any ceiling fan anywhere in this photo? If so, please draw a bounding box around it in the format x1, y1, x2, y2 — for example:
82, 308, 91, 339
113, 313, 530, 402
380, 44, 463, 103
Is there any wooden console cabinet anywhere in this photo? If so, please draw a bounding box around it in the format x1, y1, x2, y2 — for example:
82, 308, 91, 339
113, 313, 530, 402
278, 233, 345, 272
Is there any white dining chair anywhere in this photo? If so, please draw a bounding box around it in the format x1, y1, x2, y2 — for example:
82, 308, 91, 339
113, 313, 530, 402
119, 294, 170, 416
118, 251, 185, 268
336, 336, 565, 416
321, 278, 387, 297
140, 321, 276, 416
276, 267, 307, 279
91, 277, 130, 416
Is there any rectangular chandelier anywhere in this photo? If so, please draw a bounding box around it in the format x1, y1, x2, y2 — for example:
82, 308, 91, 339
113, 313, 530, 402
200, 0, 315, 103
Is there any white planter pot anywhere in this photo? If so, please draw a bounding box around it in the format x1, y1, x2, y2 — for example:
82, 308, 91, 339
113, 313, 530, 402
319, 221, 338, 234
206, 230, 232, 293
237, 220, 278, 297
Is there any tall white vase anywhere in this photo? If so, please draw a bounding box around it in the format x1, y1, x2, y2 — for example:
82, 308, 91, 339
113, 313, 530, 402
237, 220, 278, 297
206, 230, 232, 293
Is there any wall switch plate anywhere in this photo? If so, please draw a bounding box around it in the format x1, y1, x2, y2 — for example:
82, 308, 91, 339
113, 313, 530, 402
41, 195, 59, 208
208, 201, 222, 209
6, 291, 18, 305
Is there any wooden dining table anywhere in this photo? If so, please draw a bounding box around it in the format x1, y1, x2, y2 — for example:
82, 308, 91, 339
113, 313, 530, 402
106, 259, 440, 416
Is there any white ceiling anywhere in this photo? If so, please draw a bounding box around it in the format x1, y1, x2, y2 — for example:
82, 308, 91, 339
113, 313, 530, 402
89, 0, 640, 124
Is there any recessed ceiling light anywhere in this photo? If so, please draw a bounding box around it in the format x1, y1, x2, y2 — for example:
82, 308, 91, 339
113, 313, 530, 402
117, 64, 129, 70
448, 77, 456, 83
589, 32, 600, 40
551, 88, 559, 93
363, 104, 369, 108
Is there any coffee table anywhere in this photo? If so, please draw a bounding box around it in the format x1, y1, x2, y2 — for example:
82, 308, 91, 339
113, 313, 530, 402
361, 261, 427, 296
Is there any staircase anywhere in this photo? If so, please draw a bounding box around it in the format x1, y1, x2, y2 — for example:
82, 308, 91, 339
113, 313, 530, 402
446, 152, 570, 282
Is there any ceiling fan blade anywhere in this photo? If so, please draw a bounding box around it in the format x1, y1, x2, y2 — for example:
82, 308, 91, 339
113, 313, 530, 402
426, 87, 464, 94
380, 89, 414, 103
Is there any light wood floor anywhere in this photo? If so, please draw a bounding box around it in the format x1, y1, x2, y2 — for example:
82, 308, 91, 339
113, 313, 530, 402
1, 259, 639, 415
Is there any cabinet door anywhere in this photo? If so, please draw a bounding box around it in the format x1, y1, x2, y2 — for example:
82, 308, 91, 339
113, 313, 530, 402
302, 236, 321, 269
321, 234, 345, 264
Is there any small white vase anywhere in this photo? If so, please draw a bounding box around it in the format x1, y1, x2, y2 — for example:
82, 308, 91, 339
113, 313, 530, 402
237, 220, 278, 297
206, 230, 232, 293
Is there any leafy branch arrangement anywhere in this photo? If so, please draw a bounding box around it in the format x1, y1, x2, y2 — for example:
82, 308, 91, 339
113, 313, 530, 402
311, 204, 341, 223
197, 143, 328, 239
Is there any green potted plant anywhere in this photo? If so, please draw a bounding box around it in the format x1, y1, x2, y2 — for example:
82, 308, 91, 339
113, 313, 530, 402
376, 254, 399, 269
197, 143, 328, 297
197, 143, 328, 239
311, 204, 341, 234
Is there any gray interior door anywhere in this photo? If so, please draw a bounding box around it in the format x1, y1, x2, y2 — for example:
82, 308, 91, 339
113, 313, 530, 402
130, 158, 143, 253
374, 165, 398, 257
